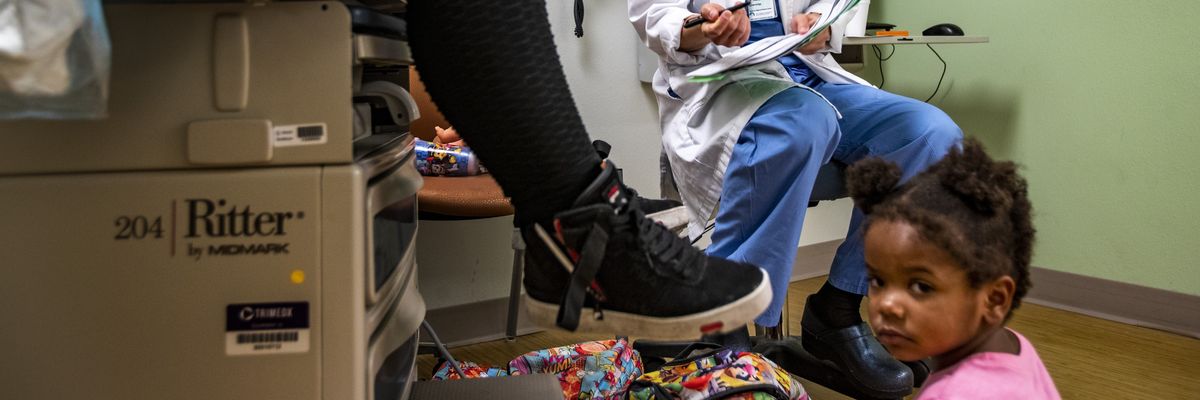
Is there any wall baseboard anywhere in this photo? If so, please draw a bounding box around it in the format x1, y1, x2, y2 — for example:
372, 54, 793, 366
793, 240, 1200, 339
1025, 267, 1199, 339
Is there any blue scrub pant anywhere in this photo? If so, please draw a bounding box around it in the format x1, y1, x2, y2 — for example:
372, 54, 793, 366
706, 82, 962, 326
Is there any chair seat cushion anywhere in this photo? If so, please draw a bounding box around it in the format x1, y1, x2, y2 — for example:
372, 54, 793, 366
418, 174, 514, 218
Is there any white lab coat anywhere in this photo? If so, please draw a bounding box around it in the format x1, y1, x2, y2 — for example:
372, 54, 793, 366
628, 0, 870, 238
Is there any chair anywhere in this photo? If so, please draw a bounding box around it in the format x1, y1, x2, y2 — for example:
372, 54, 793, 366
410, 69, 527, 341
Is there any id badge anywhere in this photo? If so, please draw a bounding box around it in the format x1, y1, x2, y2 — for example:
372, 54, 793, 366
747, 0, 778, 22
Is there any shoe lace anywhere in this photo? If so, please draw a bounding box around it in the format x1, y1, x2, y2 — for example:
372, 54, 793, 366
545, 193, 698, 331
615, 205, 700, 280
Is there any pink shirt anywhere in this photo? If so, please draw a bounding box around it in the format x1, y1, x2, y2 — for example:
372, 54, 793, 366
916, 329, 1060, 400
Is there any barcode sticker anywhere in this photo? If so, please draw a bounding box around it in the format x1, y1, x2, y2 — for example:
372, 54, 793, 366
237, 331, 300, 344
225, 302, 310, 356
226, 330, 309, 355
273, 123, 327, 147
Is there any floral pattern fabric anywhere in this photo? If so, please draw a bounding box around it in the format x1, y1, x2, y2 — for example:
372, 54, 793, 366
628, 348, 807, 400
509, 338, 644, 399
432, 360, 509, 380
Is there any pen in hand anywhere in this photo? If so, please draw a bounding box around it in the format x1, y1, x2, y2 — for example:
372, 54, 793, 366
683, 2, 750, 28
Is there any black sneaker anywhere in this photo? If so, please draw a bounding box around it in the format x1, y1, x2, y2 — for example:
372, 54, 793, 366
626, 187, 681, 215
629, 188, 688, 233
591, 140, 688, 232
520, 161, 771, 339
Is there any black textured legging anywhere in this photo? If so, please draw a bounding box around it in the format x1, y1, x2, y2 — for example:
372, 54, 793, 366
409, 0, 602, 226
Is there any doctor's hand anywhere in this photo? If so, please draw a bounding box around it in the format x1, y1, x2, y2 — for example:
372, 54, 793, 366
792, 12, 830, 55
699, 3, 750, 47
678, 3, 749, 52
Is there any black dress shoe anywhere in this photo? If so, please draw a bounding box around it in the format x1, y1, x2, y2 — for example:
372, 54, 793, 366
801, 303, 914, 399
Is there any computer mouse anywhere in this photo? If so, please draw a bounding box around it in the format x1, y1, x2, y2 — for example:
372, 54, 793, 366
923, 23, 964, 36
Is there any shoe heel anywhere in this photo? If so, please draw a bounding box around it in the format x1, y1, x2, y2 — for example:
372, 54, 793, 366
907, 359, 932, 387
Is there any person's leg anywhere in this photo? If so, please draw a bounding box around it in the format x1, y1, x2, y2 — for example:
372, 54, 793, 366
409, 1, 599, 226
408, 0, 771, 339
784, 83, 960, 397
818, 83, 963, 298
706, 87, 841, 327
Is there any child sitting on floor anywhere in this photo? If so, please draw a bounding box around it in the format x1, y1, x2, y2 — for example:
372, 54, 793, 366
846, 138, 1060, 399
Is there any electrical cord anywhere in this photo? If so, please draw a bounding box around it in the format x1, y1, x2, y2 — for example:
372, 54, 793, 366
574, 0, 585, 37
924, 44, 947, 103
421, 320, 467, 379
871, 44, 948, 102
870, 44, 896, 89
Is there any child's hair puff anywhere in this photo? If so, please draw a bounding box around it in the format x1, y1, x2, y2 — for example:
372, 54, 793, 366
847, 138, 1035, 313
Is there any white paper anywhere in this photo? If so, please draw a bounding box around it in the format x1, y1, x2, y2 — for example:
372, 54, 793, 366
688, 0, 861, 80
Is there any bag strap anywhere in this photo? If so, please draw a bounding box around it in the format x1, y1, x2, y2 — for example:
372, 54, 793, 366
658, 343, 726, 368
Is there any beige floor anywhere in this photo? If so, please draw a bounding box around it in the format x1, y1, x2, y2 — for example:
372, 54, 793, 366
418, 277, 1200, 399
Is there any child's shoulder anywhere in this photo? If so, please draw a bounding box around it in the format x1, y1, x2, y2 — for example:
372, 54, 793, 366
917, 358, 1029, 400
917, 329, 1060, 400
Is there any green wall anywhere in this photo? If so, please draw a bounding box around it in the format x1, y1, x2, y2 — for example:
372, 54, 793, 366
867, 1, 1200, 295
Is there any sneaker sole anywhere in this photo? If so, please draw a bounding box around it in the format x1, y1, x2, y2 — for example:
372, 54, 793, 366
646, 206, 688, 235
522, 268, 772, 340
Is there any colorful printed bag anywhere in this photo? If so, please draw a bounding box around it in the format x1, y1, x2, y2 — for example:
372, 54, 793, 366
509, 338, 643, 399
627, 347, 808, 400
431, 360, 509, 380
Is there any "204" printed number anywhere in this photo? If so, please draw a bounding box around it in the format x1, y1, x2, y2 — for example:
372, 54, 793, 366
114, 216, 164, 240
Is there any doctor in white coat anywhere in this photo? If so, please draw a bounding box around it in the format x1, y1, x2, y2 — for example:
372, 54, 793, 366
630, 0, 961, 395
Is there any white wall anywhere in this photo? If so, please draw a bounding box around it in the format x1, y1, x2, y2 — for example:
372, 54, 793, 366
417, 216, 517, 310
545, 0, 663, 194
417, 1, 853, 310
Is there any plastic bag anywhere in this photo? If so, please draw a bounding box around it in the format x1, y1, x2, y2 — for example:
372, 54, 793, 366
0, 0, 111, 119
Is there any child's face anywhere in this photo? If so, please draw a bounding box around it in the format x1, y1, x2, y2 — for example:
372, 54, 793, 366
863, 220, 989, 362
